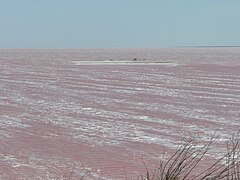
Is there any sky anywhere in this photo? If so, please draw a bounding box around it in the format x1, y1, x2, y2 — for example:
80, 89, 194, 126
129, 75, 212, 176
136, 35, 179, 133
0, 0, 240, 48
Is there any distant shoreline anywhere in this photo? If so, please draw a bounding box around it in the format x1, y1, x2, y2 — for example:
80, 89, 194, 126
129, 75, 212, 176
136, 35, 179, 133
174, 46, 240, 48
0, 46, 240, 50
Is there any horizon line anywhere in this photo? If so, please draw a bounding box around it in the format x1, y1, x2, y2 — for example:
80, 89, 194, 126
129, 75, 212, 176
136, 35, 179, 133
0, 46, 240, 50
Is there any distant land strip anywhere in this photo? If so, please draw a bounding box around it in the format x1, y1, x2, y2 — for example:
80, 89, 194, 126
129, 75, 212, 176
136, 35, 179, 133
175, 46, 240, 48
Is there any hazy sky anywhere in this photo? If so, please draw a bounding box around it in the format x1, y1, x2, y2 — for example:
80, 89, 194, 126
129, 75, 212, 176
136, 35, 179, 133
0, 0, 240, 48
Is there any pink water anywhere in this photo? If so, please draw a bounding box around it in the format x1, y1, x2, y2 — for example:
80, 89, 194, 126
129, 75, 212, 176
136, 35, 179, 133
0, 48, 240, 179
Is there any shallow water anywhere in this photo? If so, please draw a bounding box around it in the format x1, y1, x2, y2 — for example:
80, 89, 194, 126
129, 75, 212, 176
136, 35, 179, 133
0, 48, 240, 179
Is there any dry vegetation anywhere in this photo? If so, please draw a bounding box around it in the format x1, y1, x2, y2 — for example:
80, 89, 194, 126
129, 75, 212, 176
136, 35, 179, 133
138, 133, 240, 180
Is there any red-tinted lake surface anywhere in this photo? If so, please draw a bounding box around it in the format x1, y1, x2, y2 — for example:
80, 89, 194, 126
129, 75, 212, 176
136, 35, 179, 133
0, 48, 240, 179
